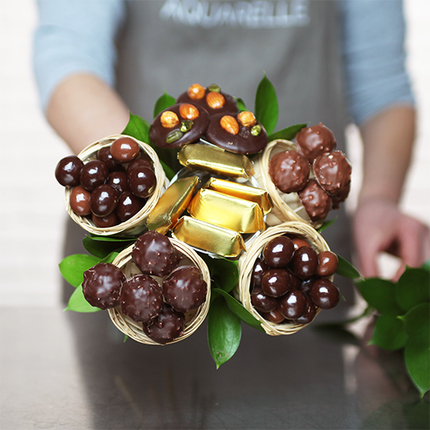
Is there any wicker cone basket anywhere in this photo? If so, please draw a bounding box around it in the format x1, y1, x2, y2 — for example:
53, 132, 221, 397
253, 139, 320, 228
235, 221, 332, 336
108, 237, 211, 345
65, 135, 169, 236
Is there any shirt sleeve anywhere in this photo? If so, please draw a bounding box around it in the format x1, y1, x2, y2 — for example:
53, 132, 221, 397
340, 0, 415, 126
33, 0, 126, 111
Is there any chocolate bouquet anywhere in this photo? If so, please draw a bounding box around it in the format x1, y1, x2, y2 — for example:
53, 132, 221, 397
56, 76, 359, 366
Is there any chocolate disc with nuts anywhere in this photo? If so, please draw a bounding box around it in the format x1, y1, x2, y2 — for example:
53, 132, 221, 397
177, 83, 238, 117
205, 111, 268, 155
149, 103, 210, 149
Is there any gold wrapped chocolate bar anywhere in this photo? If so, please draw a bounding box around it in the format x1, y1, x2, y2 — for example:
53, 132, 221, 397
56, 77, 359, 368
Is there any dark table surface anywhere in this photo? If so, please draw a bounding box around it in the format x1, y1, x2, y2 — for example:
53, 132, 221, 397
1, 303, 428, 430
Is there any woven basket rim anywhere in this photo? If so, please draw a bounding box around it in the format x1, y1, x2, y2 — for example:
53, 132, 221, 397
108, 237, 211, 345
65, 134, 169, 236
236, 221, 331, 336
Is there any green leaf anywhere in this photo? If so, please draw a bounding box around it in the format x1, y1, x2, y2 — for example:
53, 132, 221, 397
207, 297, 241, 369
200, 254, 239, 293
357, 278, 403, 315
422, 259, 430, 272
59, 254, 101, 288
153, 92, 176, 118
65, 285, 101, 313
235, 97, 247, 111
317, 217, 337, 233
122, 112, 151, 143
254, 74, 278, 135
83, 236, 133, 258
101, 251, 119, 264
336, 254, 361, 279
268, 123, 307, 142
213, 288, 264, 332
369, 313, 408, 350
395, 267, 430, 312
400, 303, 430, 341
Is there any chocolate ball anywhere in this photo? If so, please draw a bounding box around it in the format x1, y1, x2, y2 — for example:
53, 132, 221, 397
291, 237, 310, 250
55, 155, 83, 187
162, 265, 207, 313
69, 185, 91, 216
107, 171, 129, 194
110, 137, 140, 163
115, 191, 145, 222
299, 278, 316, 296
127, 157, 154, 174
279, 289, 307, 320
317, 251, 338, 277
269, 150, 310, 193
251, 257, 269, 289
82, 263, 125, 310
92, 212, 119, 228
132, 231, 179, 277
89, 184, 119, 217
80, 160, 109, 192
288, 270, 301, 290
295, 298, 317, 324
299, 179, 332, 222
290, 246, 318, 280
262, 236, 295, 268
250, 288, 278, 313
313, 150, 352, 197
120, 274, 163, 323
261, 268, 290, 297
143, 303, 185, 344
309, 279, 340, 309
262, 307, 285, 324
127, 166, 156, 199
295, 123, 337, 163
97, 146, 119, 171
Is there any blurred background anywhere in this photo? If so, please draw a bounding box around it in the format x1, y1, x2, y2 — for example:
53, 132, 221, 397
1, 0, 429, 307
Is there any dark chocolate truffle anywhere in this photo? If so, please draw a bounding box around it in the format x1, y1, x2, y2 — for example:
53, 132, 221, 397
79, 160, 109, 192
269, 150, 310, 193
262, 307, 285, 324
250, 288, 278, 313
162, 265, 207, 313
82, 263, 125, 310
298, 179, 332, 222
132, 231, 179, 277
295, 123, 337, 163
279, 289, 307, 320
295, 298, 317, 324
55, 155, 83, 187
261, 268, 290, 297
143, 303, 185, 344
290, 246, 318, 280
120, 274, 163, 323
97, 146, 119, 171
89, 184, 119, 216
92, 212, 119, 228
115, 191, 145, 222
262, 236, 295, 268
107, 171, 129, 194
309, 279, 340, 309
127, 166, 156, 199
251, 257, 269, 289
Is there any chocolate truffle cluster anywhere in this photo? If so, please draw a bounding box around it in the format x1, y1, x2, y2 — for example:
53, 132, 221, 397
82, 231, 207, 344
149, 83, 268, 155
269, 123, 352, 223
55, 137, 157, 228
250, 234, 340, 325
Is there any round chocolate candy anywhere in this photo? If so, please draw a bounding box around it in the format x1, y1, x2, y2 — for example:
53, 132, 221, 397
269, 150, 310, 193
107, 171, 129, 194
82, 263, 125, 310
250, 288, 278, 313
313, 150, 352, 197
262, 307, 285, 324
80, 160, 109, 192
331, 182, 351, 210
251, 257, 269, 289
298, 179, 332, 222
127, 166, 156, 199
92, 212, 119, 228
127, 157, 154, 174
295, 123, 337, 163
309, 279, 340, 309
279, 289, 307, 320
261, 268, 290, 297
177, 83, 238, 117
290, 246, 318, 280
143, 303, 185, 344
55, 155, 83, 187
132, 231, 179, 277
262, 236, 295, 268
120, 274, 164, 323
317, 251, 338, 277
115, 191, 145, 222
110, 137, 140, 163
89, 184, 119, 217
162, 265, 207, 313
205, 112, 268, 155
295, 298, 316, 324
291, 237, 310, 250
299, 278, 316, 296
69, 185, 91, 216
97, 146, 120, 171
288, 270, 301, 290
149, 103, 210, 149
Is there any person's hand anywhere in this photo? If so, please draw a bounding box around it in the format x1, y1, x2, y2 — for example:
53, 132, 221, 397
353, 198, 430, 280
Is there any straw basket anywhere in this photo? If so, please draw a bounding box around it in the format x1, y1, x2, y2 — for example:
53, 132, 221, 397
253, 139, 321, 228
235, 221, 332, 336
65, 134, 169, 236
108, 237, 211, 345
